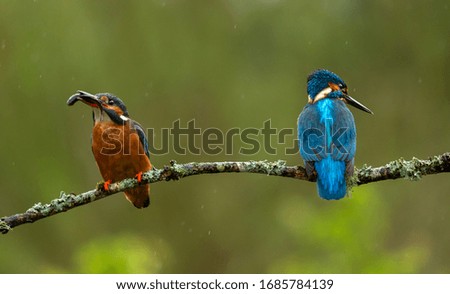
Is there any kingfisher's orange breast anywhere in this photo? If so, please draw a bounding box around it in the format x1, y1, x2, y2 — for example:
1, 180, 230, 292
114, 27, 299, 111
91, 121, 152, 208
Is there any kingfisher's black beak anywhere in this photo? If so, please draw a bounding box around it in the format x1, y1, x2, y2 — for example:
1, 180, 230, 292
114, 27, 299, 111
67, 90, 102, 108
343, 94, 374, 114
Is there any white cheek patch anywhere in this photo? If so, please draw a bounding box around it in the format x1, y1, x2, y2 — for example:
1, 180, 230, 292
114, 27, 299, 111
310, 87, 332, 103
120, 115, 130, 122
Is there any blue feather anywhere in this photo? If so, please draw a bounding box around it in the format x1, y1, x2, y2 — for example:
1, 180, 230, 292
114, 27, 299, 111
315, 157, 346, 199
131, 120, 151, 159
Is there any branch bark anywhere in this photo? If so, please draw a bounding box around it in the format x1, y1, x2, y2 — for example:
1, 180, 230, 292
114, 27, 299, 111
1, 152, 449, 234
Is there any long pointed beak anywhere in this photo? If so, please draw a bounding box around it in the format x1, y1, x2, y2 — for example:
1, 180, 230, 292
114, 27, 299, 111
343, 94, 374, 114
67, 90, 102, 108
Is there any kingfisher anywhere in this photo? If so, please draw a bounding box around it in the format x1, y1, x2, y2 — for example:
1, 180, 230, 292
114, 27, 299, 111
67, 90, 152, 208
297, 69, 373, 200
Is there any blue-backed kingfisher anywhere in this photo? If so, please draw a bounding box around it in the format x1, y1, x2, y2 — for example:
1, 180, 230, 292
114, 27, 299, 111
297, 69, 373, 200
67, 90, 152, 208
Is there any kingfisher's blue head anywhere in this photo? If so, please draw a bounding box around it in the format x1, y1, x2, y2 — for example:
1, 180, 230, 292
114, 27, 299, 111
307, 69, 373, 114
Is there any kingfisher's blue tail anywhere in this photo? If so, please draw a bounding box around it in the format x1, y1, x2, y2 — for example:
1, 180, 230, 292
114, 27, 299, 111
315, 157, 347, 200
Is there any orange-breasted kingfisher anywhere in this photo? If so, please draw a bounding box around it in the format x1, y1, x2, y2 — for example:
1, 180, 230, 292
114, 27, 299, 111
67, 90, 152, 208
297, 69, 373, 200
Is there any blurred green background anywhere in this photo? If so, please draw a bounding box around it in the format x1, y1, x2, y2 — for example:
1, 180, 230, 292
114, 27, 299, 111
1, 0, 449, 273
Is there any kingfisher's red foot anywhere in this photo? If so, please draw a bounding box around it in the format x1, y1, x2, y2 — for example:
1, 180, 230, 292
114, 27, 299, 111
97, 180, 112, 191
103, 180, 112, 191
135, 171, 143, 183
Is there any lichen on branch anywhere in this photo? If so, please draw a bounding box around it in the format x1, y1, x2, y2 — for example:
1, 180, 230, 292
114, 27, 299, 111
1, 152, 449, 234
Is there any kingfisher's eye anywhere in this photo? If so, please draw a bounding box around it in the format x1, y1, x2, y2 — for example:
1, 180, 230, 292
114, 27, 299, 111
338, 83, 343, 88
108, 99, 114, 105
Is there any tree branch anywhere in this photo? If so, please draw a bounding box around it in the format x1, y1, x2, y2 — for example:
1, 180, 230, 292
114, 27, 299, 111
1, 152, 449, 234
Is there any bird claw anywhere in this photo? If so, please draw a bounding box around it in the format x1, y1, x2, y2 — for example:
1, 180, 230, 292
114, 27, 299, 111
135, 172, 143, 183
97, 180, 112, 191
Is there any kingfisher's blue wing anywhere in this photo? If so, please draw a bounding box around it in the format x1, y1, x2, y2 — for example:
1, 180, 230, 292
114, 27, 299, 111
131, 120, 150, 159
298, 100, 356, 163
298, 104, 322, 162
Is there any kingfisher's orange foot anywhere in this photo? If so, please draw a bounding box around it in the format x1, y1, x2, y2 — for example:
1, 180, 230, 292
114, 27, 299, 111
103, 180, 112, 191
96, 180, 112, 191
135, 171, 143, 183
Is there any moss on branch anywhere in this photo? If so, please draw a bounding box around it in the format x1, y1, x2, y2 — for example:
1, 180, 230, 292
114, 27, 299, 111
1, 152, 449, 234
